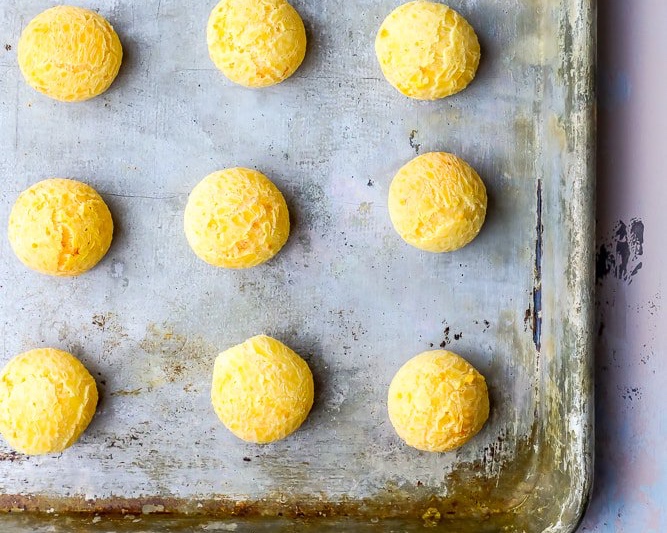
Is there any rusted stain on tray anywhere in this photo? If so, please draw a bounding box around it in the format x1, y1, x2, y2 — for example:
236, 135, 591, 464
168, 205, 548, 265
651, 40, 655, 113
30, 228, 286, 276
139, 322, 217, 385
0, 424, 580, 531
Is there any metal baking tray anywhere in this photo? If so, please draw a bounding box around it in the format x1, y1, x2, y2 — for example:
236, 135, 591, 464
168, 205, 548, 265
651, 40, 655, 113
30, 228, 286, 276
0, 0, 594, 531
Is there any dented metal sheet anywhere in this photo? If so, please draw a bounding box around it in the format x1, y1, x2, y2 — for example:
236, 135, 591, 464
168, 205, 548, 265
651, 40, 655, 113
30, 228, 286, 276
0, 0, 594, 531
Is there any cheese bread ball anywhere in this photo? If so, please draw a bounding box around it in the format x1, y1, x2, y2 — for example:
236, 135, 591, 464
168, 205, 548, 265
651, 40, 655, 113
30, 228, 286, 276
8, 179, 114, 276
207, 0, 307, 88
18, 6, 123, 102
184, 168, 290, 269
388, 350, 489, 452
375, 1, 480, 100
388, 152, 487, 253
211, 335, 314, 443
0, 348, 98, 455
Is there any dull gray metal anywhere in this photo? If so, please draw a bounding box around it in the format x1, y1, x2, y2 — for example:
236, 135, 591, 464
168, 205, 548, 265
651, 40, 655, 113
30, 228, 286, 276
0, 0, 594, 531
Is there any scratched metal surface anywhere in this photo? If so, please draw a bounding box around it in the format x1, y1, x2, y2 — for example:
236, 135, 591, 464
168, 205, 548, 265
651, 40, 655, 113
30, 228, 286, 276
0, 1, 594, 531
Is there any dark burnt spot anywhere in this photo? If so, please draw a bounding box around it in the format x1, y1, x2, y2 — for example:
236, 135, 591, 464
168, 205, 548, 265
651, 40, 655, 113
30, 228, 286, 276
439, 326, 452, 347
409, 130, 421, 154
0, 451, 24, 462
92, 314, 107, 328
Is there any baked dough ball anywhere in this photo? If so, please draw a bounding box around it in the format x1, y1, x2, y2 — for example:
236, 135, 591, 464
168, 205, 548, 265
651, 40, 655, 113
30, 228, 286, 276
207, 0, 307, 88
388, 152, 487, 253
0, 348, 98, 455
388, 350, 489, 452
8, 179, 114, 276
184, 168, 290, 269
18, 6, 123, 102
211, 335, 314, 443
375, 1, 480, 100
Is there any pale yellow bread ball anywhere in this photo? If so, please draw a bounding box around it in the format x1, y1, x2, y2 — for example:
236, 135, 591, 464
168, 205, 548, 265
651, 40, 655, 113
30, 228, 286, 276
211, 335, 314, 443
8, 178, 114, 276
0, 348, 98, 455
375, 1, 480, 100
18, 6, 123, 102
207, 0, 307, 88
388, 152, 487, 253
184, 168, 290, 269
388, 350, 489, 452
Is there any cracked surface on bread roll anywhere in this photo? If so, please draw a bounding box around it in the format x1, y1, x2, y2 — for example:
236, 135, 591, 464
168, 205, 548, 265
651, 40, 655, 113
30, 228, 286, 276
184, 168, 290, 269
211, 335, 314, 444
0, 348, 98, 455
375, 1, 480, 100
18, 6, 123, 102
207, 0, 306, 88
388, 152, 487, 253
388, 350, 489, 452
8, 178, 114, 276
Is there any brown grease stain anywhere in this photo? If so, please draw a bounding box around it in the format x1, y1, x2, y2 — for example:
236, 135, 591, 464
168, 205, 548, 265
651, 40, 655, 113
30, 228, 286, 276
139, 323, 216, 384
0, 423, 578, 532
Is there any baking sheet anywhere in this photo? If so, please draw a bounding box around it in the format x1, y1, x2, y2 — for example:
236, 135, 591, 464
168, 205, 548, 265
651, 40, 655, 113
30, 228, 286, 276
0, 0, 594, 531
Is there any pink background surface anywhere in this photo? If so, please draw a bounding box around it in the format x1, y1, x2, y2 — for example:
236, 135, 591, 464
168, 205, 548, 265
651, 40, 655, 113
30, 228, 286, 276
579, 1, 667, 531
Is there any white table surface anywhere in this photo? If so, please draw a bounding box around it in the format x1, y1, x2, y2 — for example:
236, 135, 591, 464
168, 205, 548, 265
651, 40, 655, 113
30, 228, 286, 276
579, 1, 667, 531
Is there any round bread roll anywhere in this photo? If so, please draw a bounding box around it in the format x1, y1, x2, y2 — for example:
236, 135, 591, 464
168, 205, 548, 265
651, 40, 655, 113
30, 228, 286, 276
375, 1, 480, 100
8, 178, 114, 276
0, 348, 98, 455
388, 152, 487, 253
18, 5, 123, 102
388, 350, 489, 452
184, 168, 290, 269
207, 0, 307, 88
211, 335, 314, 443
